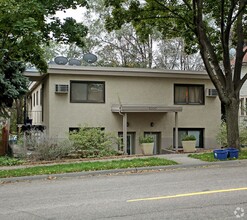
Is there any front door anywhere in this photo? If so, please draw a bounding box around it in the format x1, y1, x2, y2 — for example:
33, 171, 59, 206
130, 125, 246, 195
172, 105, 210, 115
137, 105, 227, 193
118, 132, 136, 155
144, 132, 161, 154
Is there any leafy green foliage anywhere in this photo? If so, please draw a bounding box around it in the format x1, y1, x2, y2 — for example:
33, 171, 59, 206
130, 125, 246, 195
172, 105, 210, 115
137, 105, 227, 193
104, 0, 247, 148
0, 0, 88, 117
139, 135, 154, 143
69, 127, 119, 157
217, 122, 247, 147
216, 122, 228, 147
0, 58, 29, 117
0, 156, 25, 166
182, 135, 196, 141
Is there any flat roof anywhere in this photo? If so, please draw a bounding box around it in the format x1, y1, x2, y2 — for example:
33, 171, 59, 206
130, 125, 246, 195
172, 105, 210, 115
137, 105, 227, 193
24, 68, 42, 81
111, 104, 182, 113
24, 65, 210, 81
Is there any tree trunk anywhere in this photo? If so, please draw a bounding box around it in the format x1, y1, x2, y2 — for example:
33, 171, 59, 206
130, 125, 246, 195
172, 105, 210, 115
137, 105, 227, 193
224, 98, 240, 149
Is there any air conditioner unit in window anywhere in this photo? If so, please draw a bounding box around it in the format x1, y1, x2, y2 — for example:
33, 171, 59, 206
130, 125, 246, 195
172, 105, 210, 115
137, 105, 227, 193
206, 88, 218, 97
55, 84, 68, 93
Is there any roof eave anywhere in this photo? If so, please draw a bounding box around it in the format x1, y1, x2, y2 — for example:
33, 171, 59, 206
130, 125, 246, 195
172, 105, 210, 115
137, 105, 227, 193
111, 104, 182, 113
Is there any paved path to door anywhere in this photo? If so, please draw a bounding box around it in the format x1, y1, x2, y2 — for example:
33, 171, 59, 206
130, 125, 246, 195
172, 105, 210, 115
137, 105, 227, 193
157, 153, 208, 165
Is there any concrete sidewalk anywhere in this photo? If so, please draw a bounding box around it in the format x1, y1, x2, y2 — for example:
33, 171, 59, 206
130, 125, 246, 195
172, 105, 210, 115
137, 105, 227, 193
157, 153, 208, 165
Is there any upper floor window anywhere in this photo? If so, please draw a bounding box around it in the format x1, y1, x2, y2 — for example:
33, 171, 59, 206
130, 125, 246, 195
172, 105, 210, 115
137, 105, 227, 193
174, 84, 204, 105
70, 81, 105, 103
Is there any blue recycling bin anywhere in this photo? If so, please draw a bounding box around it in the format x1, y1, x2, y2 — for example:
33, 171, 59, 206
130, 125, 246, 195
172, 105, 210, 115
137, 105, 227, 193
213, 149, 228, 160
226, 148, 239, 159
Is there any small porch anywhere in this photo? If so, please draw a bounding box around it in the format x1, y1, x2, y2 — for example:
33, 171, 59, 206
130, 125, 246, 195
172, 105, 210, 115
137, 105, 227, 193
111, 104, 183, 154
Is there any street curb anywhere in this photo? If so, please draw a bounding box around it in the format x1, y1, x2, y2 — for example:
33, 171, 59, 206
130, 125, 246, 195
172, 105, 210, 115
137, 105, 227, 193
1, 159, 246, 183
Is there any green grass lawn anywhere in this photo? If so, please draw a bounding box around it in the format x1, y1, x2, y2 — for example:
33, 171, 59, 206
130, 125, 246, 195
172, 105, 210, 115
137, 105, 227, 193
0, 157, 177, 178
189, 149, 247, 162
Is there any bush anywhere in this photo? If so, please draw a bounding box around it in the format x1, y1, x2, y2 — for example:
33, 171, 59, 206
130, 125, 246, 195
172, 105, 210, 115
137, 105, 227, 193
181, 134, 196, 141
139, 135, 154, 143
216, 122, 227, 147
18, 130, 74, 161
216, 121, 247, 147
0, 156, 24, 166
69, 127, 119, 158
34, 138, 73, 161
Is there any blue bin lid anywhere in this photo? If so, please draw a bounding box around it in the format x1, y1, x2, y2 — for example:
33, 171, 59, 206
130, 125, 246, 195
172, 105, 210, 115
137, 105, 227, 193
213, 149, 227, 153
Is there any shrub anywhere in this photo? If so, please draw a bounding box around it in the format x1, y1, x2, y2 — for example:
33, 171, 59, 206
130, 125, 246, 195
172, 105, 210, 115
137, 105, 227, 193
216, 121, 247, 147
34, 138, 73, 161
69, 127, 119, 158
239, 124, 247, 147
182, 134, 196, 141
139, 135, 154, 144
0, 156, 24, 166
18, 130, 74, 161
216, 122, 227, 147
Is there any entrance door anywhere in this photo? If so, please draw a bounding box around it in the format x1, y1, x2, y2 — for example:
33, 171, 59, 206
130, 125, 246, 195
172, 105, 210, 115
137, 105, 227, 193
118, 132, 136, 155
144, 132, 161, 154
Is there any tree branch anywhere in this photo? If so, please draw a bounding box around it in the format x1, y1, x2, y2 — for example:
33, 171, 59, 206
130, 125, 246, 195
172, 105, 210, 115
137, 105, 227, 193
236, 71, 247, 93
193, 0, 226, 92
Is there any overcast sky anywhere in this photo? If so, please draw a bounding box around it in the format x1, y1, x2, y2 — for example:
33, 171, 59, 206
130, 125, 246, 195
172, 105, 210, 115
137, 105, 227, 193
55, 7, 86, 22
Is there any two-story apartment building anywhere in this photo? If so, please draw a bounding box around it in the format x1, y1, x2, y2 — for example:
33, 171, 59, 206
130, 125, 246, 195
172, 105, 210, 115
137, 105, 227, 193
24, 65, 221, 154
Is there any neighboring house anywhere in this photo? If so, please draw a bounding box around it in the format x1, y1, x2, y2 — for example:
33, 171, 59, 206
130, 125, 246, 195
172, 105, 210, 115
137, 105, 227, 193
239, 48, 247, 125
24, 65, 221, 155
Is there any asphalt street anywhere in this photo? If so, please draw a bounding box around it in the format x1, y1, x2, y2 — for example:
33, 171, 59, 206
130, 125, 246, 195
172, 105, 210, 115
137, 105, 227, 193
0, 162, 246, 219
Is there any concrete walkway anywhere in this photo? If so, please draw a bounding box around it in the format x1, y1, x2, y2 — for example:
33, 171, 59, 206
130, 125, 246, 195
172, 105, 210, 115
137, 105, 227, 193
158, 153, 208, 165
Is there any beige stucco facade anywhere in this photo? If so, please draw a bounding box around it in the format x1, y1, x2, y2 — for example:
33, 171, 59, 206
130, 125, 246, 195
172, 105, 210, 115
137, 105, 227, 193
25, 65, 221, 154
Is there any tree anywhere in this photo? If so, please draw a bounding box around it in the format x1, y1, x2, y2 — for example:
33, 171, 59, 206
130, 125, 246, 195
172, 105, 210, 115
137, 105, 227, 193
40, 0, 204, 69
80, 0, 203, 69
0, 0, 88, 117
104, 0, 247, 149
153, 38, 204, 70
